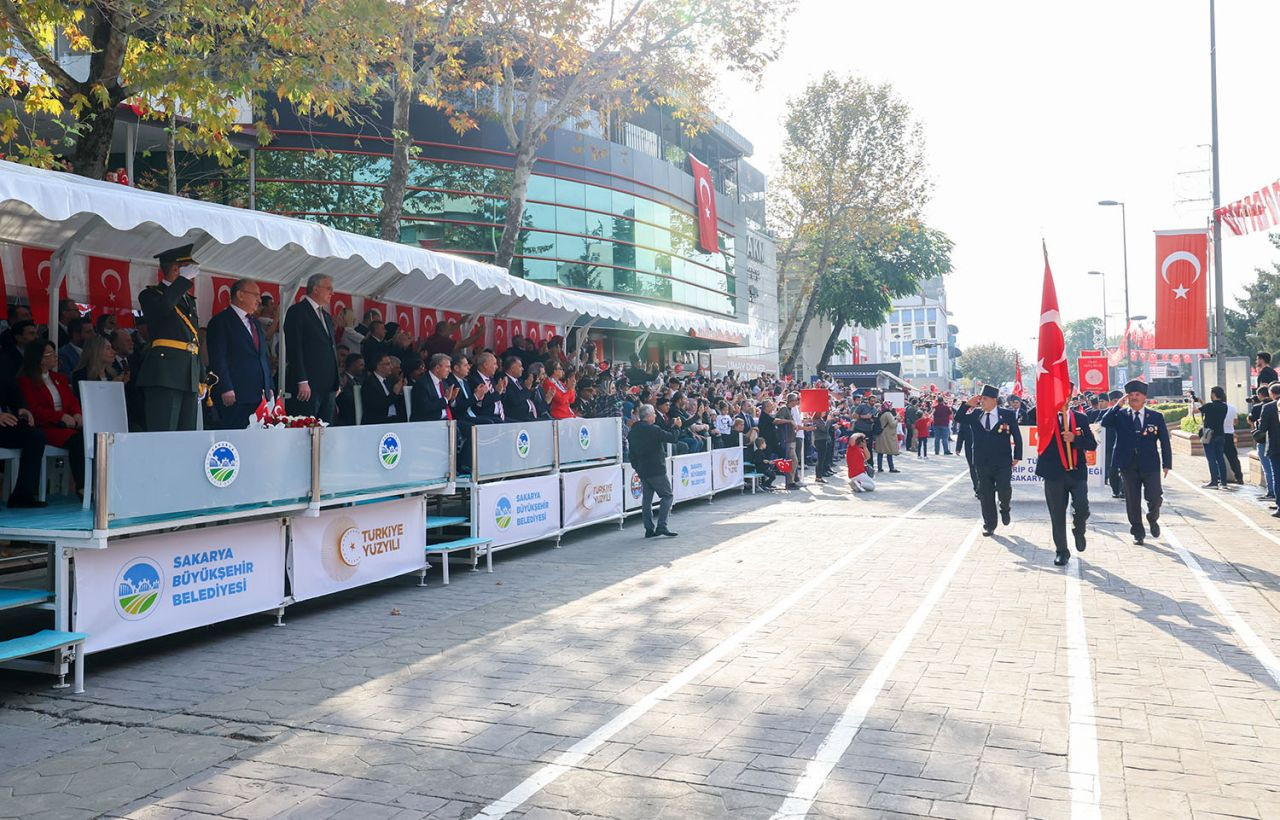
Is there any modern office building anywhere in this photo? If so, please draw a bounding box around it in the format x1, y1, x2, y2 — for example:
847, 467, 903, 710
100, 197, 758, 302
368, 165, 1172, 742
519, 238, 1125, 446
847, 276, 959, 392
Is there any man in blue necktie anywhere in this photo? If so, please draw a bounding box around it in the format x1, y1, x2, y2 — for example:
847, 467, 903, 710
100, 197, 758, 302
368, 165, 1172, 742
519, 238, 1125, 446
1099, 380, 1172, 545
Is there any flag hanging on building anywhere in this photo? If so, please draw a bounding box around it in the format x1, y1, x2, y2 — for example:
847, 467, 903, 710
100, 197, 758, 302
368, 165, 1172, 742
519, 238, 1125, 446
1153, 229, 1209, 351
688, 155, 719, 253
1036, 244, 1071, 456
1012, 354, 1024, 397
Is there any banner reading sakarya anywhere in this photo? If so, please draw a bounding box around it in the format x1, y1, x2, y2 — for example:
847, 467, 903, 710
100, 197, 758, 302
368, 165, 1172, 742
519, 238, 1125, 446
290, 497, 425, 601
711, 447, 744, 492
560, 464, 624, 529
75, 519, 286, 653
1011, 427, 1104, 488
670, 453, 713, 502
476, 474, 561, 548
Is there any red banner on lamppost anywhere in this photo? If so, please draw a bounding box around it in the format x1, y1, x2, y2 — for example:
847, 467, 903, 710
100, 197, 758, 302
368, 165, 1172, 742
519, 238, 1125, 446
1077, 355, 1108, 393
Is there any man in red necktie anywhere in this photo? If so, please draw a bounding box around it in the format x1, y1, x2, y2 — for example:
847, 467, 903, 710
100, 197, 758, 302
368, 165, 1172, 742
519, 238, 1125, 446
207, 279, 274, 429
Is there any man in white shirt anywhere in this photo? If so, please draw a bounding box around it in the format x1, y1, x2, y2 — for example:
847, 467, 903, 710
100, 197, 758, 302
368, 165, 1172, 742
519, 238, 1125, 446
208, 278, 273, 429
1222, 398, 1243, 484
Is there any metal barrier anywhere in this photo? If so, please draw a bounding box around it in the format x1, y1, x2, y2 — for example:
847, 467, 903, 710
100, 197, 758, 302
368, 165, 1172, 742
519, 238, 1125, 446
470, 420, 557, 482
556, 417, 623, 471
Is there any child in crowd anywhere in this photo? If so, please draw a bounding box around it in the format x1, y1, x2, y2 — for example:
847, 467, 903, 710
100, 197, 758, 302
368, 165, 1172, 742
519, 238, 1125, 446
846, 432, 875, 492
749, 437, 778, 490
913, 414, 931, 458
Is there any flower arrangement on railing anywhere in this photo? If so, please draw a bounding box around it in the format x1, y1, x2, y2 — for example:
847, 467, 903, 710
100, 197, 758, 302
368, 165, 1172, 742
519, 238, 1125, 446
249, 395, 328, 429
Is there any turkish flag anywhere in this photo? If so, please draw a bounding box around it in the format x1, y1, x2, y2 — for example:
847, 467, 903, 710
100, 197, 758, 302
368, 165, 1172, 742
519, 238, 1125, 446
689, 155, 719, 253
799, 389, 829, 414
1035, 244, 1071, 456
259, 282, 281, 306
1012, 354, 1024, 397
363, 299, 387, 324
293, 287, 305, 304
1154, 230, 1209, 351
543, 323, 557, 343
1077, 355, 1109, 393
330, 291, 353, 319
493, 318, 509, 351
442, 311, 462, 341
527, 321, 542, 344
394, 305, 415, 333
211, 276, 236, 314
21, 247, 67, 326
420, 309, 437, 341
87, 256, 135, 327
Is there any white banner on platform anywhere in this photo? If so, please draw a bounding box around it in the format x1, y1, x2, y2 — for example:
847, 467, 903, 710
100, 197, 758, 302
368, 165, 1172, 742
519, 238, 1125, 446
75, 519, 286, 653
711, 447, 744, 492
622, 464, 650, 512
561, 465, 623, 528
476, 475, 561, 548
289, 498, 426, 601
670, 452, 713, 502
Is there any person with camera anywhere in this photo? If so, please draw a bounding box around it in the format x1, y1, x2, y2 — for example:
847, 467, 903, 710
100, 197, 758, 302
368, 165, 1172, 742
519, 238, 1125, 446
1190, 387, 1232, 488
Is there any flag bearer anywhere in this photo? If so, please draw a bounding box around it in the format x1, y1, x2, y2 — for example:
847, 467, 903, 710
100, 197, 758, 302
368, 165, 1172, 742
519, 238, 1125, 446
1035, 383, 1097, 566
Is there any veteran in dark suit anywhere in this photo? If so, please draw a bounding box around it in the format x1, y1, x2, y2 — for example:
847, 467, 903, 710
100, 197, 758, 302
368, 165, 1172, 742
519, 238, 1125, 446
1034, 396, 1097, 566
499, 355, 537, 423
1099, 380, 1172, 544
207, 279, 273, 429
957, 385, 1024, 536
137, 245, 202, 431
283, 274, 339, 422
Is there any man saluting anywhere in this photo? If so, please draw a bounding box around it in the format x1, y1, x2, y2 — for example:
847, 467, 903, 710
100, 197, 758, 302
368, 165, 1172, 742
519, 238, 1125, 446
137, 245, 202, 431
1099, 380, 1171, 545
1035, 382, 1097, 566
959, 384, 1023, 537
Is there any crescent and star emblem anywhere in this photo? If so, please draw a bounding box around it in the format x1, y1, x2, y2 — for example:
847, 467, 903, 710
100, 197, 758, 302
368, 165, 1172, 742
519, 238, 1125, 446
697, 177, 713, 220
101, 268, 122, 303
1161, 251, 1201, 300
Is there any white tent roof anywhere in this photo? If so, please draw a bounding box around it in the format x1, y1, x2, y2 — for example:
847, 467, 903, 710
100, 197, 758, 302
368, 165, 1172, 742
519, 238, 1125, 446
0, 160, 747, 340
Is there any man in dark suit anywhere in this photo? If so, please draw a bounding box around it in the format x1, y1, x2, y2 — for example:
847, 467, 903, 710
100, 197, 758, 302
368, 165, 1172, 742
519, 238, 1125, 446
137, 245, 202, 431
207, 279, 273, 429
361, 354, 406, 424
1256, 383, 1280, 518
333, 354, 365, 427
411, 353, 455, 422
1035, 390, 1097, 566
466, 351, 506, 423
1099, 380, 1172, 544
449, 354, 481, 473
283, 274, 339, 422
627, 403, 682, 537
957, 384, 1023, 536
1100, 390, 1125, 498
499, 355, 536, 422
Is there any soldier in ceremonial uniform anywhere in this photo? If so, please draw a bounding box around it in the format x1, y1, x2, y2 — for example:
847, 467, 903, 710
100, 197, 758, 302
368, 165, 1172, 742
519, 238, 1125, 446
957, 384, 1023, 536
137, 245, 202, 431
1035, 384, 1097, 566
1099, 380, 1171, 545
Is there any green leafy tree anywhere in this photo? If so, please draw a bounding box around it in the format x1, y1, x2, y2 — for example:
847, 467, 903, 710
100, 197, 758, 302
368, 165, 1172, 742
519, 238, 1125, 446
957, 342, 1017, 386
1225, 233, 1280, 357
1062, 317, 1103, 382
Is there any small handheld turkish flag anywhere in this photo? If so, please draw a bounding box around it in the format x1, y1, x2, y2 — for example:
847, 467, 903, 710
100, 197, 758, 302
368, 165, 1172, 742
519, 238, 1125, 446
254, 395, 270, 426
273, 393, 286, 418
1035, 243, 1072, 457
689, 155, 719, 253
1012, 354, 1025, 398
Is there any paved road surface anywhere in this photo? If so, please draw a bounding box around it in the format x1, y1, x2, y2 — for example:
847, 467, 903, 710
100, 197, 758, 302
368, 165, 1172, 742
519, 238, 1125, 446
2, 453, 1279, 819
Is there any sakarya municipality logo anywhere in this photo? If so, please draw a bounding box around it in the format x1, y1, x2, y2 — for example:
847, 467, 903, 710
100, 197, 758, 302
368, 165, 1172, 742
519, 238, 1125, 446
515, 429, 531, 458
680, 464, 691, 487
495, 496, 513, 529
205, 441, 240, 487
629, 472, 643, 499
578, 424, 591, 449
379, 431, 402, 470
115, 558, 162, 619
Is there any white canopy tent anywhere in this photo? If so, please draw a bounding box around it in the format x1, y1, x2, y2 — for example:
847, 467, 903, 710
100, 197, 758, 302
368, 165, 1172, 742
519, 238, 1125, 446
0, 160, 748, 341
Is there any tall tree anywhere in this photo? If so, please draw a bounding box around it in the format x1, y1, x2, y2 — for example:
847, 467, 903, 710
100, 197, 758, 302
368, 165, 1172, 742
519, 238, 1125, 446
478, 0, 792, 270
1225, 233, 1280, 357
1061, 317, 1102, 382
813, 222, 953, 370
957, 342, 1017, 386
774, 73, 929, 374
0, 0, 383, 178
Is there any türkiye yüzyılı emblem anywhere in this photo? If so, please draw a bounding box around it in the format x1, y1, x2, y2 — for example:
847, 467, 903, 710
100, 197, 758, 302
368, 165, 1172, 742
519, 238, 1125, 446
338, 527, 362, 567
630, 473, 643, 499
495, 496, 513, 529
115, 557, 162, 620
205, 441, 240, 487
379, 431, 401, 470
515, 429, 531, 458
578, 424, 591, 450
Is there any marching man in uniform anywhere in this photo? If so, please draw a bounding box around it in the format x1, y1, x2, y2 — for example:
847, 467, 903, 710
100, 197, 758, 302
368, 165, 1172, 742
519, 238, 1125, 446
958, 384, 1023, 537
1035, 382, 1097, 566
1099, 379, 1172, 545
137, 245, 202, 431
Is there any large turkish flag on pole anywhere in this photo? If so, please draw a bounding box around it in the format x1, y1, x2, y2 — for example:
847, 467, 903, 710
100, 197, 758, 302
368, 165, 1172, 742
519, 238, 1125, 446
689, 155, 719, 253
87, 256, 134, 326
1153, 229, 1209, 351
1036, 244, 1071, 456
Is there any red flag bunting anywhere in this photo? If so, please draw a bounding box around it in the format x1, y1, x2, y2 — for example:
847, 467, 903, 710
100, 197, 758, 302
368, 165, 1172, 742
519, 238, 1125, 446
21, 247, 67, 327
1012, 354, 1024, 398
211, 276, 235, 315
87, 256, 134, 327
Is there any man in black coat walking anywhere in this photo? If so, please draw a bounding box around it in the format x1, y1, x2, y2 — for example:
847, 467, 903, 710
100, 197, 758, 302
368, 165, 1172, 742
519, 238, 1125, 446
1035, 394, 1097, 566
957, 385, 1023, 536
627, 403, 682, 538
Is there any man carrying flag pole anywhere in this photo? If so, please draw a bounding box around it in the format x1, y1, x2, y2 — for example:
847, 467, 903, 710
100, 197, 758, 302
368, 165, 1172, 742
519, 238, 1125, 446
1033, 245, 1097, 566
1012, 354, 1024, 398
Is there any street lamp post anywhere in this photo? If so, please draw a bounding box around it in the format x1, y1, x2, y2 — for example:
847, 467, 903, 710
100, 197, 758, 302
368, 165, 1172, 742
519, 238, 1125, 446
1087, 270, 1108, 346
1209, 0, 1227, 387
1097, 200, 1130, 331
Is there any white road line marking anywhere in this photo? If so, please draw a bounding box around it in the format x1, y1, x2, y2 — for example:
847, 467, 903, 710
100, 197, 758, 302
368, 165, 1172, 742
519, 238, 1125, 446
1163, 525, 1280, 688
1065, 558, 1102, 820
769, 523, 982, 820
474, 469, 972, 819
1169, 470, 1280, 547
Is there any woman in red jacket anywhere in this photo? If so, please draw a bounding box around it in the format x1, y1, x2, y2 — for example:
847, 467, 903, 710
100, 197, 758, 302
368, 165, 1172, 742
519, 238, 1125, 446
18, 340, 85, 494
544, 360, 577, 419
846, 432, 876, 493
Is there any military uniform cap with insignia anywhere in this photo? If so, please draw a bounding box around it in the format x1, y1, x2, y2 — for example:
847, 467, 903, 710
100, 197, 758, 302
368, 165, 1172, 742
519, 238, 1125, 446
137, 243, 203, 431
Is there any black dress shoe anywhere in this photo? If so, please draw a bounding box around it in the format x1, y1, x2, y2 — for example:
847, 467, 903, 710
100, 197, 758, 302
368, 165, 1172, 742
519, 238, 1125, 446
982, 528, 994, 537
1111, 493, 1124, 499
644, 530, 657, 538
1001, 510, 1011, 526
1272, 510, 1280, 519
655, 528, 678, 537
889, 469, 901, 473
1074, 531, 1086, 552
1134, 535, 1145, 545
1054, 554, 1069, 567
1148, 520, 1160, 538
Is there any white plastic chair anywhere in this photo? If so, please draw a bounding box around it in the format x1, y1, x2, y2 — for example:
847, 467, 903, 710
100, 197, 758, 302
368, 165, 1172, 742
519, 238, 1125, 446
0, 447, 19, 502
78, 381, 129, 509
352, 382, 363, 425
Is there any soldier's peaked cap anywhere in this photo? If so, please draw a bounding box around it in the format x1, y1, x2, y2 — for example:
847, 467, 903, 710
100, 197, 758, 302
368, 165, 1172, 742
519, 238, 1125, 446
154, 244, 194, 268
